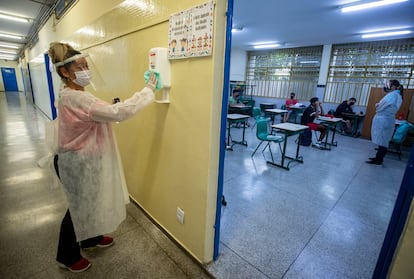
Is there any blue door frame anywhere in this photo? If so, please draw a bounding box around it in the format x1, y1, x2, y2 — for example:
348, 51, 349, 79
213, 0, 233, 260
44, 53, 57, 120
373, 146, 414, 278
1, 67, 19, 91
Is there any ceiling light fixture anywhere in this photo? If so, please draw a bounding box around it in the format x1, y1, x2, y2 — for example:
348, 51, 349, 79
341, 0, 408, 13
0, 43, 19, 49
253, 43, 280, 49
361, 30, 411, 38
0, 12, 30, 23
0, 54, 16, 60
300, 61, 319, 64
0, 49, 17, 54
232, 26, 243, 32
0, 33, 24, 40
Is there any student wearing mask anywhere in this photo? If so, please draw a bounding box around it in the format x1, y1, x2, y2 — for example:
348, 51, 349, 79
334, 97, 356, 133
229, 89, 241, 105
283, 92, 298, 122
367, 80, 403, 165
48, 42, 158, 272
301, 97, 327, 148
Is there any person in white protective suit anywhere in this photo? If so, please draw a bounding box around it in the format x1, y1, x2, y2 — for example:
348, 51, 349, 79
48, 42, 158, 272
367, 80, 403, 165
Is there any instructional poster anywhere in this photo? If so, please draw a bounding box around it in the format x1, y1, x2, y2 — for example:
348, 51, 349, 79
168, 1, 214, 59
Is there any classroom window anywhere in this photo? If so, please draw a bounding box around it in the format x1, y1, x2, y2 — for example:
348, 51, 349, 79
246, 46, 322, 101
325, 38, 414, 106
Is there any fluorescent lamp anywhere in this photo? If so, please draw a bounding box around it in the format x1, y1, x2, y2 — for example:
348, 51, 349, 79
361, 30, 411, 38
0, 33, 23, 40
0, 13, 30, 23
253, 44, 280, 49
0, 50, 17, 54
232, 26, 243, 32
0, 43, 19, 49
300, 61, 319, 64
0, 54, 16, 60
341, 0, 408, 13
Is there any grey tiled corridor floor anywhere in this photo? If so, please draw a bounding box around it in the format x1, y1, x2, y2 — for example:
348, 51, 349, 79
0, 91, 211, 279
0, 91, 409, 278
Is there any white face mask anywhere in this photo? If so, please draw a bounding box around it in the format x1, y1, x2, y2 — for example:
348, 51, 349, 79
72, 70, 91, 87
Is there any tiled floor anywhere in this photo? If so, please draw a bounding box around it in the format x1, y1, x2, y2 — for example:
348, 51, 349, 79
206, 114, 408, 278
0, 91, 408, 279
0, 91, 211, 279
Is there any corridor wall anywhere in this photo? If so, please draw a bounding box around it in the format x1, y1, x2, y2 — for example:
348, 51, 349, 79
26, 0, 226, 263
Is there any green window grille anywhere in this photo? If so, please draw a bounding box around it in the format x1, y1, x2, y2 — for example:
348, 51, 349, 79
246, 46, 322, 100
326, 38, 414, 106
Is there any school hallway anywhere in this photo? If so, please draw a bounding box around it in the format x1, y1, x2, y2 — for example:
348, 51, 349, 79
0, 91, 212, 279
0, 90, 409, 278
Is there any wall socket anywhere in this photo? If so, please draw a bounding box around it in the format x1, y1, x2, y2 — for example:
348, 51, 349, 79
176, 207, 185, 224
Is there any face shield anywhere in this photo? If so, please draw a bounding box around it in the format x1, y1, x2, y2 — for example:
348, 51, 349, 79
53, 53, 105, 91
383, 80, 392, 93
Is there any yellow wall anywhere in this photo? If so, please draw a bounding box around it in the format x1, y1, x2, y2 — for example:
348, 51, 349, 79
388, 200, 414, 279
30, 0, 226, 262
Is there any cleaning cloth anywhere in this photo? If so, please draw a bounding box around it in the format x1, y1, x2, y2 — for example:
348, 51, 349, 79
144, 70, 163, 91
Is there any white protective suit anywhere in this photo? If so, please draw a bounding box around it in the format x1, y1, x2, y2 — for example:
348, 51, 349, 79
371, 90, 402, 148
57, 87, 154, 241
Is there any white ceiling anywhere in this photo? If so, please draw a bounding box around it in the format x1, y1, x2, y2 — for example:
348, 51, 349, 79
232, 0, 414, 50
0, 0, 413, 60
0, 0, 57, 60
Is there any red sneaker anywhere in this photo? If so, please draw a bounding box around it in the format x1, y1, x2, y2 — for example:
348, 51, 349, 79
96, 236, 114, 248
57, 257, 91, 273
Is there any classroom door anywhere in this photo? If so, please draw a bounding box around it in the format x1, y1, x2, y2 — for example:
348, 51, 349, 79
1, 67, 19, 91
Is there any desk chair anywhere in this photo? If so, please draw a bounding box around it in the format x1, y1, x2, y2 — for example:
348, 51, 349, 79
251, 119, 284, 161
389, 122, 413, 159
251, 107, 270, 129
260, 103, 276, 122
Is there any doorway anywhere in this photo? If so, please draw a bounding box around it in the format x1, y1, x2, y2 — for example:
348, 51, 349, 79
1, 67, 19, 92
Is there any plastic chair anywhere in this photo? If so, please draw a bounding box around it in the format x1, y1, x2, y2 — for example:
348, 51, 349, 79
251, 107, 270, 129
251, 119, 284, 161
252, 107, 262, 120
389, 122, 413, 159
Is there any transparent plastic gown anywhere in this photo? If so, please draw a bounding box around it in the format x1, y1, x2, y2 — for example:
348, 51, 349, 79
57, 87, 154, 241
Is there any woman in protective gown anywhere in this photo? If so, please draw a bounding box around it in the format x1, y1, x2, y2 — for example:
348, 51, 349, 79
48, 42, 158, 272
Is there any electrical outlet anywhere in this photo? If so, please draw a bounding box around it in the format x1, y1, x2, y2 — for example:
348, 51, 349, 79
176, 207, 185, 224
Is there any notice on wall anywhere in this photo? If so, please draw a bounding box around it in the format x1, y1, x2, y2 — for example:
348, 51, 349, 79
168, 1, 214, 59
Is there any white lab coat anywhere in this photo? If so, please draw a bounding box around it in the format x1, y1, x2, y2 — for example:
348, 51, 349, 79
57, 87, 154, 241
371, 90, 402, 148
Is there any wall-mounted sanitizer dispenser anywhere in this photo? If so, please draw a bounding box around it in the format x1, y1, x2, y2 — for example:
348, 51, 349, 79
149, 48, 171, 103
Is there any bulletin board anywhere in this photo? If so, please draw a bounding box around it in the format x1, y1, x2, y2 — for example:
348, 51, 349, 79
168, 1, 214, 59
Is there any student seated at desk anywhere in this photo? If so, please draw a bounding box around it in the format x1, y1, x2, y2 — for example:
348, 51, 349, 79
334, 97, 356, 133
229, 89, 241, 105
301, 97, 327, 148
283, 92, 298, 122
